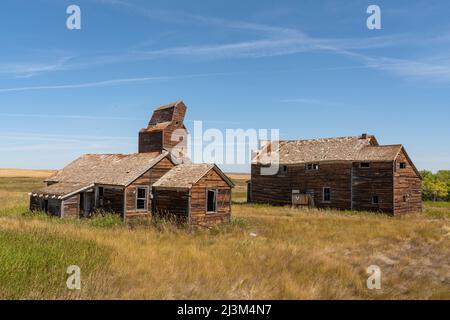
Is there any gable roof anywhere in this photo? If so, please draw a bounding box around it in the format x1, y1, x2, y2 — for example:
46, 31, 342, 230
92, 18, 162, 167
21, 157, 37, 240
355, 144, 403, 161
153, 163, 235, 189
46, 151, 171, 187
254, 134, 421, 177
255, 135, 380, 164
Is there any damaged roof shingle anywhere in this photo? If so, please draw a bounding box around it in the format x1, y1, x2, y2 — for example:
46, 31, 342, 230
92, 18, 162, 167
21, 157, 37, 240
153, 163, 234, 189
255, 135, 403, 164
46, 151, 170, 186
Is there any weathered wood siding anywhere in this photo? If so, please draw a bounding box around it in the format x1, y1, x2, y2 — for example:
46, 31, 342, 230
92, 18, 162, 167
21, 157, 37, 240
125, 157, 174, 217
163, 125, 187, 152
250, 160, 416, 214
251, 163, 352, 210
291, 162, 352, 210
139, 103, 187, 153
139, 130, 163, 153
250, 164, 291, 205
102, 187, 124, 214
30, 196, 64, 217
62, 194, 80, 217
393, 150, 422, 214
190, 169, 232, 227
153, 188, 189, 223
351, 162, 394, 213
30, 195, 42, 211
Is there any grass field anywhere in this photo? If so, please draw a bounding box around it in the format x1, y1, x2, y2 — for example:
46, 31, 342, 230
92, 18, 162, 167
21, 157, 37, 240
0, 169, 448, 299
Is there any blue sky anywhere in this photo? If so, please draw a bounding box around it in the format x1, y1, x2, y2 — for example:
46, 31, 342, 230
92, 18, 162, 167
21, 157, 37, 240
0, 0, 449, 172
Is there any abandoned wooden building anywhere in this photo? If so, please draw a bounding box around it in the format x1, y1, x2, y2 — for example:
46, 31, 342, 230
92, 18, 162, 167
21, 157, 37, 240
153, 163, 234, 227
248, 134, 422, 215
30, 101, 234, 227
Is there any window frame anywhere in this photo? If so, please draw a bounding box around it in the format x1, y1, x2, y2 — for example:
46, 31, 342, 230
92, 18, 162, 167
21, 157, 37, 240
372, 195, 379, 205
399, 162, 407, 169
322, 187, 331, 203
279, 165, 288, 175
136, 186, 149, 211
306, 163, 320, 172
359, 162, 371, 168
97, 186, 105, 206
206, 189, 218, 214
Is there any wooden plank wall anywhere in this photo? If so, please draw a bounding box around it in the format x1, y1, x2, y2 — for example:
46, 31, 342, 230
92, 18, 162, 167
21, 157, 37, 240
190, 169, 232, 227
291, 162, 352, 210
393, 150, 422, 214
138, 130, 163, 153
63, 194, 80, 217
250, 161, 418, 214
102, 188, 124, 214
250, 163, 353, 210
351, 162, 394, 213
125, 157, 174, 217
153, 188, 189, 223
30, 196, 42, 211
163, 125, 187, 152
250, 164, 291, 205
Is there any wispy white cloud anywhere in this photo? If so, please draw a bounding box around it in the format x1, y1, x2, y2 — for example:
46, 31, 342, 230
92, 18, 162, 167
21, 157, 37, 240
0, 132, 135, 154
0, 72, 230, 93
358, 56, 450, 82
6, 0, 450, 83
0, 113, 142, 121
0, 56, 73, 78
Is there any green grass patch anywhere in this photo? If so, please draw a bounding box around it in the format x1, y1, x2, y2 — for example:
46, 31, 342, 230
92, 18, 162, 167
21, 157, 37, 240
0, 229, 111, 299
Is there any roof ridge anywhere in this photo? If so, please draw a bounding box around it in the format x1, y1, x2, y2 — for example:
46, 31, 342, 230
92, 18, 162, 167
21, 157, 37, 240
155, 100, 183, 110
277, 135, 366, 143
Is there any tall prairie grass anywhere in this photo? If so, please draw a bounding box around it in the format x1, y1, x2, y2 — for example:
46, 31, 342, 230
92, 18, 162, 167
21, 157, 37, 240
0, 170, 448, 299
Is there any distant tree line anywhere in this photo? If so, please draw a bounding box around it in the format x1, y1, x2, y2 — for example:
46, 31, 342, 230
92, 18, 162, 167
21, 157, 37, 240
420, 170, 450, 201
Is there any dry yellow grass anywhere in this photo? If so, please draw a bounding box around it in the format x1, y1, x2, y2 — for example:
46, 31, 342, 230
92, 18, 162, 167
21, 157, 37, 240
1, 205, 449, 299
226, 173, 250, 181
0, 173, 449, 300
0, 168, 55, 178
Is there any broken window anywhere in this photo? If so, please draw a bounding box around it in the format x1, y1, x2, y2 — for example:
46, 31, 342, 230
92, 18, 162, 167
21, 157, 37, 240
360, 162, 371, 168
372, 195, 379, 205
206, 189, 217, 213
137, 187, 148, 210
98, 187, 104, 206
306, 163, 320, 171
400, 162, 407, 169
323, 187, 331, 202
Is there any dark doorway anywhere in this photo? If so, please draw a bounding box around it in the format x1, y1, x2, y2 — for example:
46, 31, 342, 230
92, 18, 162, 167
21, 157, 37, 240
206, 189, 217, 213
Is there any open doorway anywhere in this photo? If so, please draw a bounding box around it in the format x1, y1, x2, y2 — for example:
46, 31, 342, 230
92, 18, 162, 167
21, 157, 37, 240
206, 189, 217, 213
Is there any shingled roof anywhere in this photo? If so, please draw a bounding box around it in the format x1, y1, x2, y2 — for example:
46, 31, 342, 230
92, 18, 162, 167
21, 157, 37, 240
32, 182, 94, 199
255, 135, 406, 164
153, 163, 235, 189
46, 151, 171, 187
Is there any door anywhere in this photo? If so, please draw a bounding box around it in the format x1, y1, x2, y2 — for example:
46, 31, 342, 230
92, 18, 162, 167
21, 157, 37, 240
80, 192, 95, 216
84, 192, 95, 215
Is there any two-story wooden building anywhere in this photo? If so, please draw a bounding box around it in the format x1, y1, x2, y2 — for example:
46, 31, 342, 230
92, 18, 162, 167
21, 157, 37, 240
248, 134, 422, 215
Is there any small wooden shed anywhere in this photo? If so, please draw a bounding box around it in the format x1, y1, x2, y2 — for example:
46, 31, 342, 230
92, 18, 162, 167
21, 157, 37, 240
152, 164, 235, 227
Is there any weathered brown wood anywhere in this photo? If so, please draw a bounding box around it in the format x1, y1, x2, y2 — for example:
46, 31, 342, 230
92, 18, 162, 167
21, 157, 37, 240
250, 155, 421, 215
393, 149, 422, 215
125, 157, 175, 217
153, 167, 232, 227
63, 194, 79, 217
